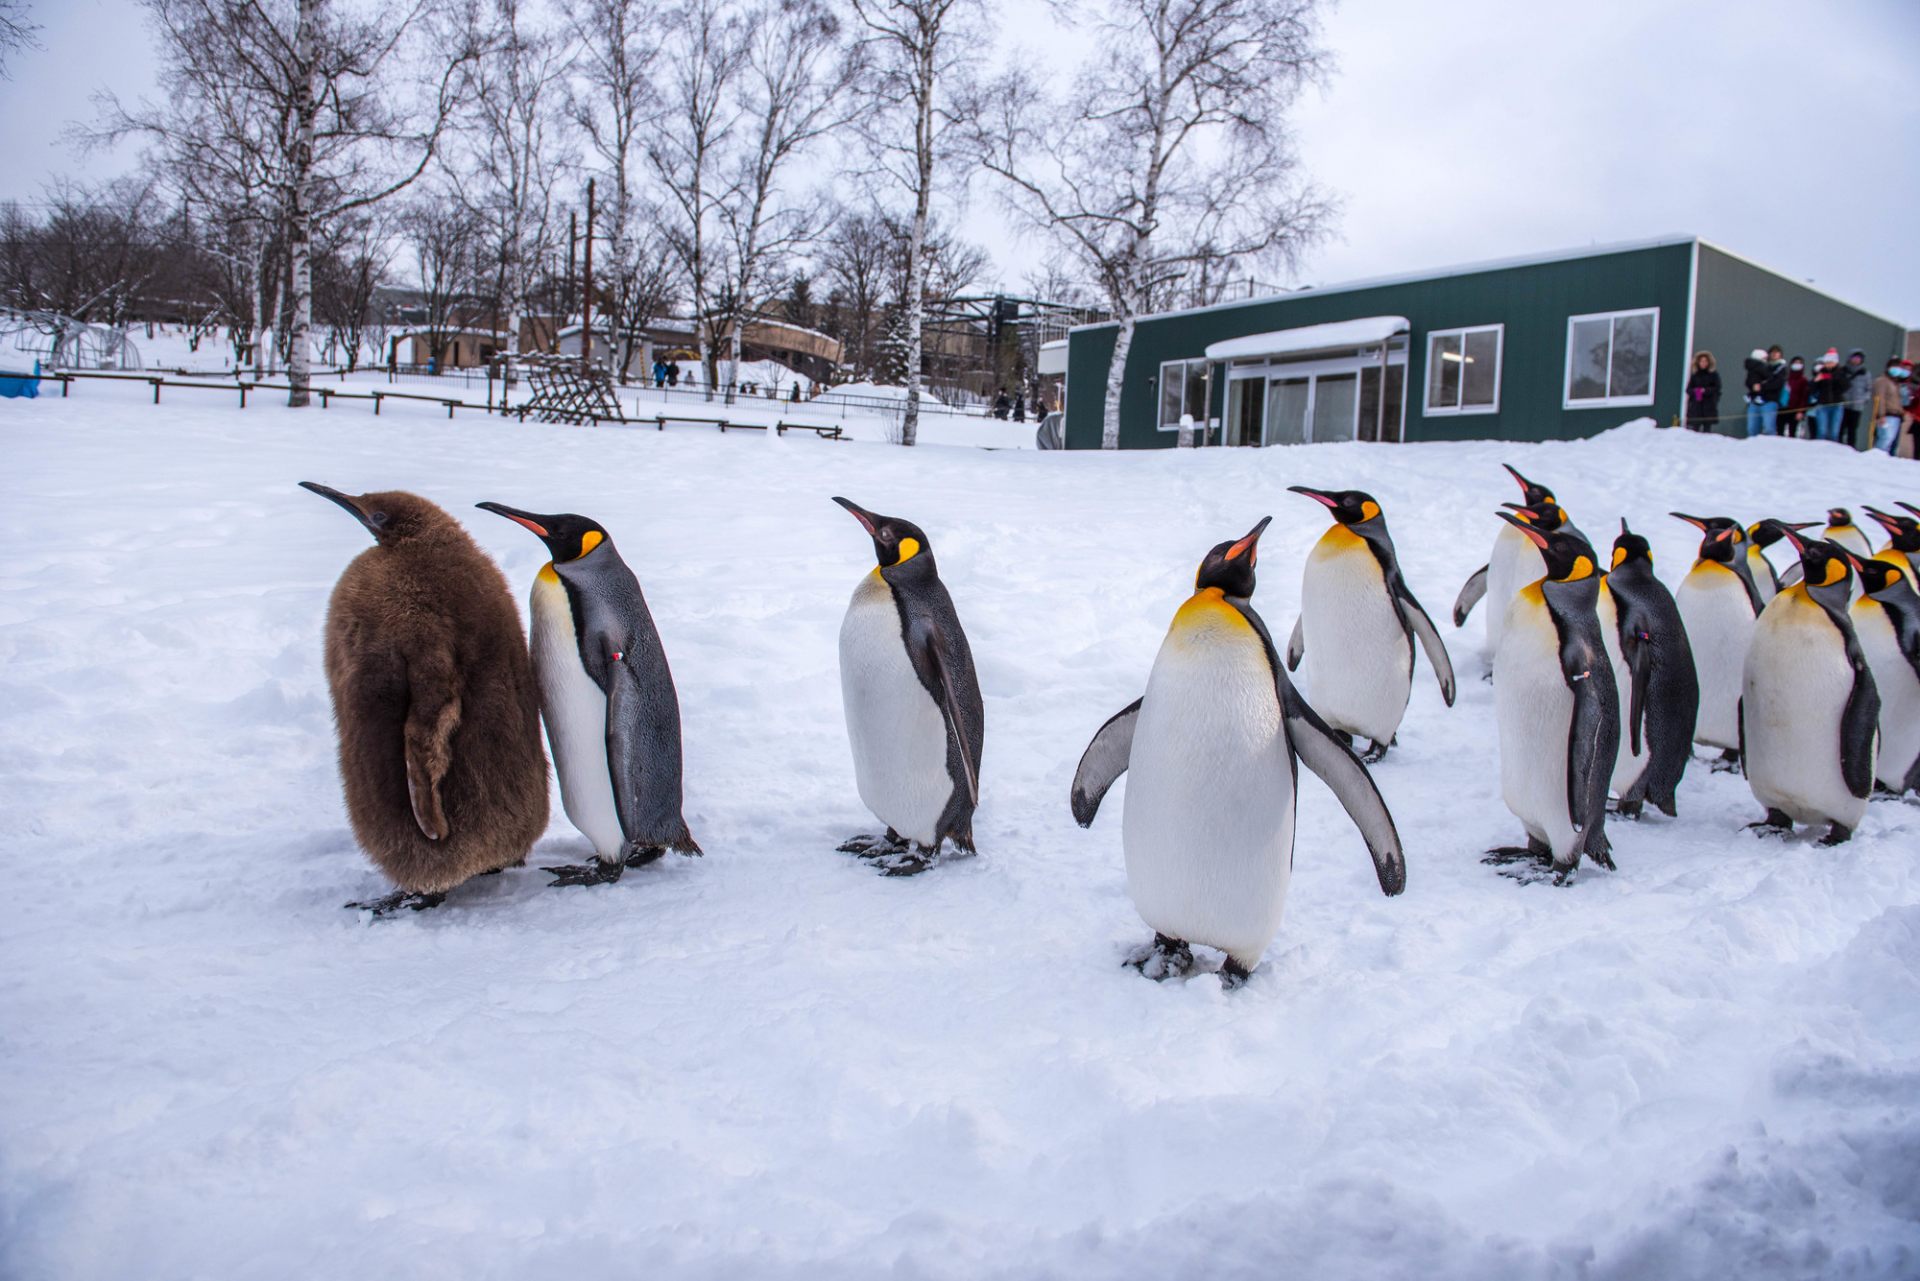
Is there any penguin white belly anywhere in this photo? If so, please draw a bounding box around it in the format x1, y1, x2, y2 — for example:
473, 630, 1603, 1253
1676, 564, 1755, 749
1494, 587, 1578, 862
1482, 525, 1543, 658
530, 568, 624, 861
839, 572, 951, 846
1743, 591, 1868, 828
1853, 601, 1920, 790
1830, 527, 1873, 558
1596, 581, 1648, 794
1123, 592, 1294, 970
1300, 532, 1411, 743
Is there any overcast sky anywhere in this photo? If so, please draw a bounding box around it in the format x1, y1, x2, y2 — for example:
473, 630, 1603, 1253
3, 0, 1916, 322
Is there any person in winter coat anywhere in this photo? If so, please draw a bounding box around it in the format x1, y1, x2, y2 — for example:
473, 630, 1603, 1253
992, 387, 1012, 419
1872, 359, 1907, 454
1807, 349, 1846, 443
1013, 389, 1026, 423
652, 358, 668, 388
667, 360, 681, 387
1685, 351, 1721, 431
1781, 356, 1810, 437
1842, 348, 1872, 447
1745, 346, 1784, 436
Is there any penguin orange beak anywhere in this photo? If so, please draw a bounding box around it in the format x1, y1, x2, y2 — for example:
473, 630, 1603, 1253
1502, 463, 1544, 496
1495, 510, 1550, 549
1224, 516, 1271, 562
831, 496, 878, 536
1286, 485, 1339, 510
475, 501, 553, 539
1865, 506, 1912, 535
1781, 528, 1811, 556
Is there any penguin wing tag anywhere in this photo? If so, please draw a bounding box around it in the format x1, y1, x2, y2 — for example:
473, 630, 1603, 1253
1070, 698, 1142, 827
1394, 580, 1456, 706
1838, 633, 1882, 801
1452, 564, 1489, 627
1280, 683, 1407, 896
1285, 616, 1305, 671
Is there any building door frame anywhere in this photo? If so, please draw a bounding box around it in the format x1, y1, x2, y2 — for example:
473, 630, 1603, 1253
1223, 342, 1408, 445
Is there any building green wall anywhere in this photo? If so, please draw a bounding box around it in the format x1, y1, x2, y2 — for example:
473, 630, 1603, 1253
1064, 242, 1697, 449
1690, 244, 1905, 440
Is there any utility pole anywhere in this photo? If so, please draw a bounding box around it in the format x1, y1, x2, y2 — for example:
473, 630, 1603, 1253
563, 208, 577, 351
580, 179, 596, 376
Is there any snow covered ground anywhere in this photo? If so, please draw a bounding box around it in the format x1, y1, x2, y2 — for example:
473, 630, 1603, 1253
3, 388, 1917, 1279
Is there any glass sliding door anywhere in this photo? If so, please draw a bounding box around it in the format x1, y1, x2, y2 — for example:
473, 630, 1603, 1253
1265, 377, 1311, 445
1358, 363, 1406, 441
1310, 373, 1358, 442
1225, 377, 1265, 447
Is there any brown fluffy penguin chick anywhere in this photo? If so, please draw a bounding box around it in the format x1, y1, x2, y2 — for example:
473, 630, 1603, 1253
301, 484, 550, 914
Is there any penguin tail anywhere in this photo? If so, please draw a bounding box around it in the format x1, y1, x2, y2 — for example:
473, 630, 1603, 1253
671, 829, 704, 858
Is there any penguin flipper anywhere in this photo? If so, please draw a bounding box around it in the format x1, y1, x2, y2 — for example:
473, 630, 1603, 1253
1394, 579, 1456, 706
1280, 683, 1407, 896
1564, 643, 1618, 867
1839, 638, 1882, 802
605, 652, 696, 853
1286, 616, 1304, 671
1778, 561, 1804, 589
403, 676, 460, 842
1621, 625, 1651, 758
1071, 698, 1141, 827
912, 621, 979, 809
1452, 564, 1489, 627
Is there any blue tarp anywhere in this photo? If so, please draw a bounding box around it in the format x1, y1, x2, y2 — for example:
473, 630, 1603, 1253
0, 360, 42, 399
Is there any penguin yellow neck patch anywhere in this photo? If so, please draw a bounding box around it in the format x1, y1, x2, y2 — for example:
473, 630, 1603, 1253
577, 530, 603, 558
537, 562, 560, 584
893, 537, 921, 566
1171, 586, 1253, 637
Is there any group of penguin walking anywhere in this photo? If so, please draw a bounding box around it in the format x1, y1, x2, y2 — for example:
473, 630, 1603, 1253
298, 465, 1920, 988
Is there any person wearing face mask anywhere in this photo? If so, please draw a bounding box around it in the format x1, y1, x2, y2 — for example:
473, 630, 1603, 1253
1841, 349, 1871, 448
1807, 349, 1846, 443
1782, 356, 1810, 438
1872, 358, 1908, 454
1744, 347, 1779, 436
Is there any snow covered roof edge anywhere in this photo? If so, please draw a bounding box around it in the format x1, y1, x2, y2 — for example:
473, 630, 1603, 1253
1204, 316, 1408, 361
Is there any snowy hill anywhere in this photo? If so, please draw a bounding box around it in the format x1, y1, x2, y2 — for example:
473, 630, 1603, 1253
3, 390, 1917, 1279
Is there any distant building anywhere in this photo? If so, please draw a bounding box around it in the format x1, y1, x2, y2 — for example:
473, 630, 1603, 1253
1061, 236, 1904, 448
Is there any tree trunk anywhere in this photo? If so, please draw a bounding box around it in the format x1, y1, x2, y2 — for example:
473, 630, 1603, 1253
901, 189, 929, 447
725, 320, 742, 406
1101, 314, 1134, 450
285, 0, 320, 407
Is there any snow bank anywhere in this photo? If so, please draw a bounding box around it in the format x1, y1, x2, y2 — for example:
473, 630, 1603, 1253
2, 386, 1917, 1278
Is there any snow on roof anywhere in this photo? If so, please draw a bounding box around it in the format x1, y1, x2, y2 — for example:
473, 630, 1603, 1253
1037, 339, 1069, 375
1204, 316, 1408, 361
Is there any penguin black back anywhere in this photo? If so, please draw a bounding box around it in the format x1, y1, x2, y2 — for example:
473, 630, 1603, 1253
302, 484, 549, 901
1607, 521, 1700, 816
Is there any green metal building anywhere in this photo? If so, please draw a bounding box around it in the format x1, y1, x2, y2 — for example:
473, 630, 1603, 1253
1061, 236, 1905, 449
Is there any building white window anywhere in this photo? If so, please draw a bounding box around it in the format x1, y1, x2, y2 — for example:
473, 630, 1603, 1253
1157, 359, 1210, 430
1424, 324, 1503, 415
1564, 307, 1658, 408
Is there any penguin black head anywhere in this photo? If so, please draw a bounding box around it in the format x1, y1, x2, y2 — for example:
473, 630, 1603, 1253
1498, 511, 1599, 584
1855, 557, 1910, 600
301, 482, 453, 547
1748, 518, 1815, 550
1194, 517, 1271, 599
1781, 530, 1855, 600
1670, 512, 1746, 563
1503, 501, 1572, 533
1501, 463, 1556, 511
833, 497, 932, 572
1288, 485, 1384, 529
1611, 518, 1652, 570
1825, 507, 1856, 531
1864, 506, 1920, 553
475, 502, 611, 563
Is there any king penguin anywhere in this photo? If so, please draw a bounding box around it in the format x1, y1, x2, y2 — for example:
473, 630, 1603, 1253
1484, 513, 1620, 885
1604, 520, 1700, 817
477, 502, 701, 886
832, 497, 984, 876
1672, 513, 1766, 770
1741, 533, 1879, 845
1864, 505, 1920, 578
1779, 508, 1874, 593
1283, 485, 1455, 762
1850, 556, 1920, 797
301, 484, 549, 915
1070, 518, 1405, 988
1745, 519, 1792, 605
1453, 464, 1586, 664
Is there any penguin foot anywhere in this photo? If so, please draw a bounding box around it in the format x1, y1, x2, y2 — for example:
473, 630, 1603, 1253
1610, 798, 1644, 820
1819, 823, 1853, 847
1125, 933, 1193, 982
1710, 749, 1743, 775
1550, 863, 1578, 887
1745, 809, 1794, 838
871, 845, 940, 877
1218, 958, 1254, 990
543, 859, 626, 887
622, 843, 665, 869
345, 890, 446, 917
1483, 841, 1563, 885
1360, 738, 1391, 764
838, 830, 908, 857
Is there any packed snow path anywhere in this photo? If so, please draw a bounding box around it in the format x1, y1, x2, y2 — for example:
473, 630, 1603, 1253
3, 392, 1917, 1279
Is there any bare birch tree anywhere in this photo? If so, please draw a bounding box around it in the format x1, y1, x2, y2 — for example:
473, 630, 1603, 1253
98, 0, 473, 406
849, 0, 983, 445
973, 0, 1334, 447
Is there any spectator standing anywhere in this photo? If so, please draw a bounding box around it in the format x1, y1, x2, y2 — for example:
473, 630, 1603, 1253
1872, 358, 1906, 454
667, 360, 681, 387
1013, 389, 1027, 422
1807, 349, 1846, 442
992, 386, 1012, 419
1684, 351, 1721, 431
1903, 361, 1919, 459
1841, 348, 1871, 447
1744, 347, 1779, 436
652, 358, 668, 388
1782, 356, 1810, 438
